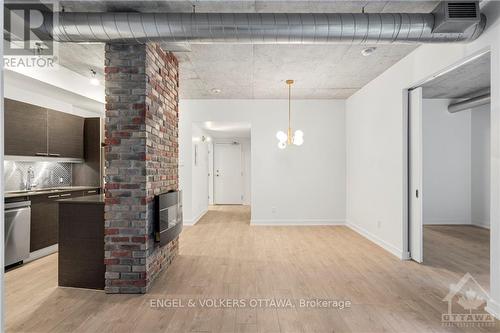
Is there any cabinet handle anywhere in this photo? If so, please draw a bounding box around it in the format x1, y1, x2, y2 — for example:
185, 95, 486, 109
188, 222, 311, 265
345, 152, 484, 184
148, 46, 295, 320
35, 152, 48, 156
87, 190, 97, 194
49, 153, 61, 157
60, 193, 71, 197
48, 195, 60, 198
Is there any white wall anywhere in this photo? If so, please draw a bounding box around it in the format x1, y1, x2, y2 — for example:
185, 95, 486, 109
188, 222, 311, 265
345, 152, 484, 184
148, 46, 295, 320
472, 104, 491, 228
179, 123, 211, 225
6, 64, 104, 104
179, 99, 346, 225
423, 99, 471, 225
422, 100, 491, 228
345, 0, 500, 316
192, 124, 210, 224
4, 69, 103, 117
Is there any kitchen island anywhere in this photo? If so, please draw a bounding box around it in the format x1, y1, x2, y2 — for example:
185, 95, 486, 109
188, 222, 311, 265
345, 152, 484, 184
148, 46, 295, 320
58, 194, 105, 290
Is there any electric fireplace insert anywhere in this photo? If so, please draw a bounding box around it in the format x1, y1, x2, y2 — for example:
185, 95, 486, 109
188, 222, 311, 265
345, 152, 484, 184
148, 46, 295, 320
154, 190, 183, 246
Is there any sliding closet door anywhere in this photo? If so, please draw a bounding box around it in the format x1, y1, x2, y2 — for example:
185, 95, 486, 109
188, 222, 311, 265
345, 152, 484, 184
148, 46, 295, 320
409, 87, 424, 263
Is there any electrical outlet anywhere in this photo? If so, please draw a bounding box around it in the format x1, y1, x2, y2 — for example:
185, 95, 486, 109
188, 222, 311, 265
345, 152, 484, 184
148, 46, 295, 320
377, 220, 382, 229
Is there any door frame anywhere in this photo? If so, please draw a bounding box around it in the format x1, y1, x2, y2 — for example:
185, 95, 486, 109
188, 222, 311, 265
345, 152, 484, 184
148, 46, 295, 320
403, 49, 494, 263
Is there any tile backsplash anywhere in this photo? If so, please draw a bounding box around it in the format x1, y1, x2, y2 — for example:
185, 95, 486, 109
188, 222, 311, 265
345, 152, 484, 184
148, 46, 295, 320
4, 161, 72, 191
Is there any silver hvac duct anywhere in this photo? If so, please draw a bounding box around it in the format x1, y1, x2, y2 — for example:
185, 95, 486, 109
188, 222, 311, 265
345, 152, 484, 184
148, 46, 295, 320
36, 12, 486, 44
448, 93, 491, 113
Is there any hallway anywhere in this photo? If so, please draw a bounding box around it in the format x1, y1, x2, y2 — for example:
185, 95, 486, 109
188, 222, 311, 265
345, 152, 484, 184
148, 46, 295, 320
5, 206, 497, 332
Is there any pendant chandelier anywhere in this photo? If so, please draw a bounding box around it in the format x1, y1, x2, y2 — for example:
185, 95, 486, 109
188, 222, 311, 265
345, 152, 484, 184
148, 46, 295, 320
276, 79, 304, 149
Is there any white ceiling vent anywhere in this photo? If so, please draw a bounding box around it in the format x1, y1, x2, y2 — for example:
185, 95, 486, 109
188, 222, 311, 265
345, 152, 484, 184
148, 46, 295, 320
433, 1, 480, 33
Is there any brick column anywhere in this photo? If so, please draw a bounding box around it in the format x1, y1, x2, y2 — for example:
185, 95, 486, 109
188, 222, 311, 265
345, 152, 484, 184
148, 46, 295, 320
104, 43, 179, 294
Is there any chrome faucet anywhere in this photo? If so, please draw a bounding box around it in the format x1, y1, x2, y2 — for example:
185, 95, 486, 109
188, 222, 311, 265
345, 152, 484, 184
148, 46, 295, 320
26, 166, 37, 191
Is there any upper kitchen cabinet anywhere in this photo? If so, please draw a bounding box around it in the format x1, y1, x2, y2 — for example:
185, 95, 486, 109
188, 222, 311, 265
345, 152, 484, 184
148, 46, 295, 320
4, 98, 85, 159
5, 99, 48, 156
48, 111, 84, 159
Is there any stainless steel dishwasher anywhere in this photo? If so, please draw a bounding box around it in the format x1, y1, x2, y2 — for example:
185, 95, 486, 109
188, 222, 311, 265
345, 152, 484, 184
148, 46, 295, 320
5, 201, 31, 266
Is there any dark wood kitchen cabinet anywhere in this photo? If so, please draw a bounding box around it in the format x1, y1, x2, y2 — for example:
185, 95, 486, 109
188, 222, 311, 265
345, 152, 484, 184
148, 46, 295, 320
4, 99, 48, 156
29, 189, 100, 252
4, 99, 85, 159
48, 110, 84, 158
30, 194, 61, 252
58, 195, 105, 290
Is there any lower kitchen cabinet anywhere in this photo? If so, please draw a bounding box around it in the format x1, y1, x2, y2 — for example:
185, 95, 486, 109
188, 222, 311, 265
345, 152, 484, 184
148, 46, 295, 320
30, 194, 60, 252
29, 189, 100, 252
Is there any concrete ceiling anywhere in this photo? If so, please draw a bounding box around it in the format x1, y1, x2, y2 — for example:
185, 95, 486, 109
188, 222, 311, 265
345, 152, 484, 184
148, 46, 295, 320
57, 43, 105, 83
422, 52, 491, 99
54, 1, 441, 99
177, 43, 418, 99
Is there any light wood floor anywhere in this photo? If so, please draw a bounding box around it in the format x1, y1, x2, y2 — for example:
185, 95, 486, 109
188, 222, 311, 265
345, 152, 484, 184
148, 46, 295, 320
5, 206, 497, 332
424, 225, 490, 291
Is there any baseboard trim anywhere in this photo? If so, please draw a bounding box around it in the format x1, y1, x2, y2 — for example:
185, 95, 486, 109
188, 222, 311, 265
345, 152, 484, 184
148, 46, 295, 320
250, 219, 345, 226
486, 298, 500, 320
424, 218, 471, 225
184, 209, 208, 226
347, 221, 404, 259
25, 244, 58, 263
472, 221, 490, 229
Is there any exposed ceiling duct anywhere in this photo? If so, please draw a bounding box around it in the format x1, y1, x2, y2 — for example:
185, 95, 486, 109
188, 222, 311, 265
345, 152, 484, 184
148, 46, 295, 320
448, 93, 491, 113
34, 3, 486, 44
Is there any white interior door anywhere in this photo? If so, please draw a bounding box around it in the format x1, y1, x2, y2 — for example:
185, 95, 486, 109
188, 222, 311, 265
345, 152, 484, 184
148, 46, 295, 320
214, 143, 242, 205
208, 142, 214, 205
409, 87, 424, 263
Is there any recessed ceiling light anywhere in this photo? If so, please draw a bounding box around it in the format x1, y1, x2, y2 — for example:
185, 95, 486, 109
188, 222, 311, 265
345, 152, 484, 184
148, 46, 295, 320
211, 88, 221, 94
361, 47, 377, 56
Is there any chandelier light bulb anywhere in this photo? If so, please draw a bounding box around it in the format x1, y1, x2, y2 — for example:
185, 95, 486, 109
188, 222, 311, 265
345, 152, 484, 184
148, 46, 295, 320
276, 131, 287, 142
293, 135, 304, 146
278, 141, 287, 149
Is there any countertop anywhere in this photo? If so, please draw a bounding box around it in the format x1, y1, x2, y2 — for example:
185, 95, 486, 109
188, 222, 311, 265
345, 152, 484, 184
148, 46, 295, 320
5, 186, 100, 199
57, 194, 105, 205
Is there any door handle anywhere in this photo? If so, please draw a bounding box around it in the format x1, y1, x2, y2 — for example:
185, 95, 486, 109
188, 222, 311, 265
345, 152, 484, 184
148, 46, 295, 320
35, 152, 48, 156
60, 193, 71, 197
49, 153, 61, 157
48, 195, 60, 199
